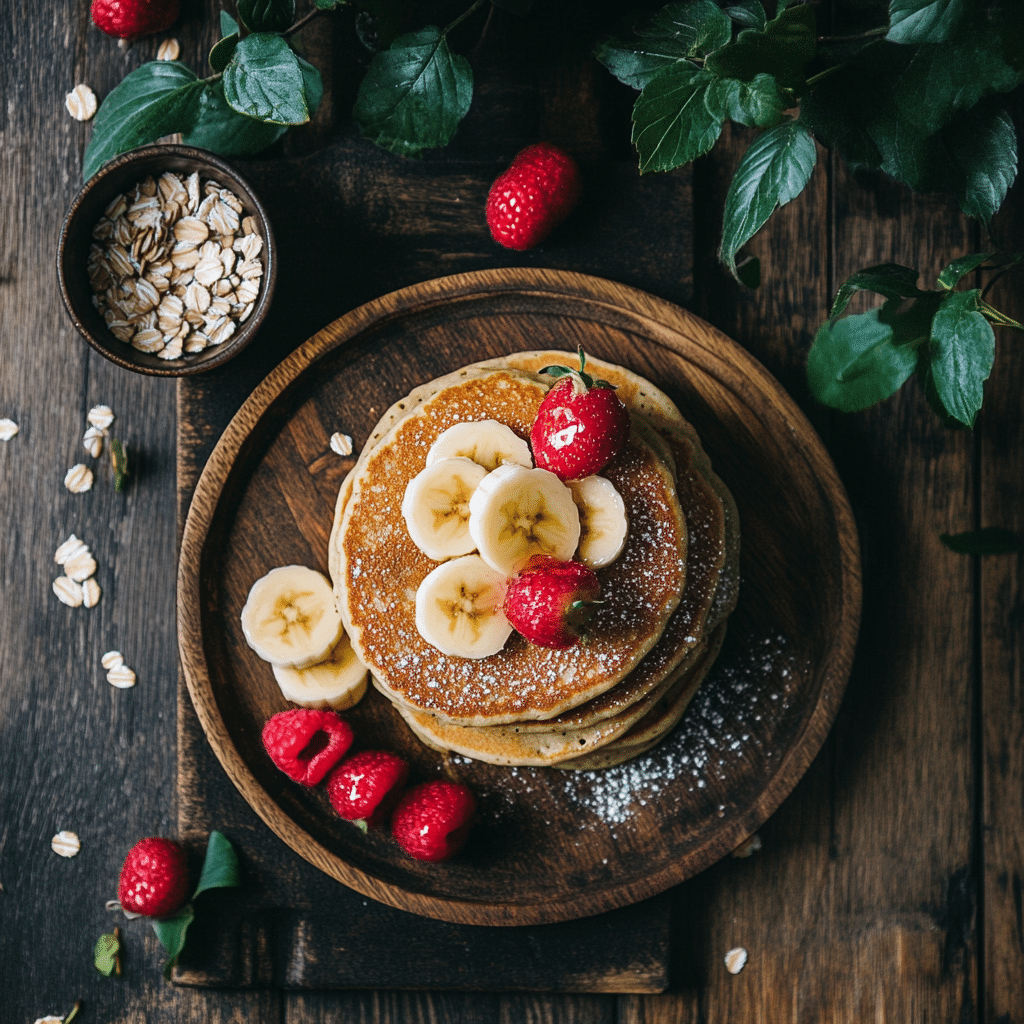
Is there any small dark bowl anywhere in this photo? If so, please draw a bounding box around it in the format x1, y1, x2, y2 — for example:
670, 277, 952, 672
57, 144, 276, 377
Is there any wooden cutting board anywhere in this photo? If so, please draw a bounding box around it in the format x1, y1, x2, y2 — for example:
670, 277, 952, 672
175, 268, 859, 985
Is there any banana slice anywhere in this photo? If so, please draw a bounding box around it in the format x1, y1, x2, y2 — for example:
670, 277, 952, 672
402, 456, 488, 561
240, 565, 344, 669
415, 554, 513, 658
569, 475, 629, 569
468, 464, 580, 575
272, 633, 369, 710
426, 420, 533, 471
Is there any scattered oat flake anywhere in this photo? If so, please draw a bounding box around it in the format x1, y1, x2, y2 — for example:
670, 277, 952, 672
55, 534, 87, 564
101, 650, 124, 670
53, 576, 84, 607
65, 84, 97, 121
0, 417, 18, 440
33, 1017, 65, 1024
64, 550, 98, 582
83, 425, 105, 458
51, 830, 81, 858
64, 464, 94, 493
724, 947, 748, 974
330, 432, 354, 456
157, 37, 180, 60
82, 578, 102, 608
107, 664, 137, 689
87, 404, 115, 430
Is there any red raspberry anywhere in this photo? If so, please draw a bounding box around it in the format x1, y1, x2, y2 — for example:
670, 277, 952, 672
327, 750, 410, 830
117, 837, 190, 917
391, 781, 476, 862
530, 350, 631, 480
503, 554, 602, 649
261, 708, 354, 786
486, 142, 581, 251
91, 0, 180, 39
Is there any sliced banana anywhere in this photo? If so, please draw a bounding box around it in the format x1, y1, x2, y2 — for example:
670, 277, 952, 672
240, 565, 344, 669
272, 633, 369, 710
569, 475, 629, 569
468, 464, 580, 576
415, 554, 513, 658
426, 419, 533, 471
402, 456, 488, 561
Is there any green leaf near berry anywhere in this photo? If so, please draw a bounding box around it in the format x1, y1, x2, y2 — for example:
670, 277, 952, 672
93, 931, 121, 976
183, 80, 289, 155
83, 62, 204, 180
353, 27, 473, 158
193, 830, 242, 897
152, 903, 195, 980
237, 0, 296, 33
719, 117, 817, 284
223, 33, 323, 125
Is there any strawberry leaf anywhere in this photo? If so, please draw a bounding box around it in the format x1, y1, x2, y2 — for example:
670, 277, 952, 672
237, 0, 295, 33
353, 27, 473, 158
183, 80, 289, 156
828, 263, 923, 323
93, 931, 121, 976
151, 904, 195, 980
924, 289, 995, 427
704, 72, 786, 128
719, 117, 816, 283
940, 528, 1024, 554
83, 62, 204, 181
705, 3, 816, 90
223, 33, 319, 125
192, 830, 241, 897
937, 252, 994, 290
632, 64, 722, 173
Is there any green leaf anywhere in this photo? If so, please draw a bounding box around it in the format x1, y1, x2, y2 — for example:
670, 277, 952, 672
83, 62, 204, 181
296, 54, 324, 119
223, 33, 314, 125
705, 3, 816, 90
948, 101, 1017, 225
315, 0, 347, 7
220, 10, 240, 36
926, 288, 995, 426
152, 904, 195, 980
192, 830, 242, 898
940, 528, 1024, 554
829, 263, 922, 322
93, 932, 121, 976
237, 0, 295, 33
704, 72, 786, 128
183, 80, 288, 156
807, 308, 920, 411
353, 27, 473, 157
723, 0, 767, 31
719, 117, 816, 282
887, 0, 967, 45
937, 252, 993, 290
594, 1, 732, 92
631, 64, 721, 173
209, 33, 239, 73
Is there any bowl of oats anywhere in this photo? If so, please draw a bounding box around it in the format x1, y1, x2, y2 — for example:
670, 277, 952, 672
57, 144, 275, 376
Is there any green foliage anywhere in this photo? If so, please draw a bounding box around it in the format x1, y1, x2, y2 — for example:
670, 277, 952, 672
237, 0, 295, 33
808, 254, 1022, 425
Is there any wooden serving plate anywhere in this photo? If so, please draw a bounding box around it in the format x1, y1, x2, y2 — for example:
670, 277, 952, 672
177, 268, 860, 927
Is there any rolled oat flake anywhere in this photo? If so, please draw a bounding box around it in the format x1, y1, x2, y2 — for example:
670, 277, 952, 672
51, 830, 81, 857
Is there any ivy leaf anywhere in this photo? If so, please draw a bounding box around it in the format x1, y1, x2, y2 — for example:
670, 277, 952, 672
353, 27, 473, 157
220, 11, 240, 36
937, 252, 994, 290
183, 80, 288, 156
209, 33, 239, 74
237, 0, 295, 33
93, 931, 121, 976
705, 3, 816, 90
193, 830, 242, 897
83, 62, 204, 180
925, 288, 995, 426
223, 34, 316, 125
632, 64, 721, 172
719, 117, 817, 282
829, 263, 923, 322
704, 72, 786, 128
940, 528, 1024, 554
723, 0, 767, 31
807, 307, 920, 411
594, 1, 732, 92
887, 0, 968, 45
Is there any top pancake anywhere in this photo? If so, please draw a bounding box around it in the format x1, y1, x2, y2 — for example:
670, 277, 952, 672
332, 367, 689, 726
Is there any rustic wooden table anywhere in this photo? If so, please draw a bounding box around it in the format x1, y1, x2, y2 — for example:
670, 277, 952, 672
2, 1, 1022, 1021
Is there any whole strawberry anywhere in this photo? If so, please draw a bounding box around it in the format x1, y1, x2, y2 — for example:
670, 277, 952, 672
503, 554, 602, 649
530, 349, 630, 480
391, 780, 476, 862
91, 0, 180, 39
328, 750, 410, 831
486, 142, 581, 251
262, 708, 354, 786
118, 837, 190, 918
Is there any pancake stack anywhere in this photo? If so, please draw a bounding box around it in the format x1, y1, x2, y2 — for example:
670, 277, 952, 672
329, 352, 739, 769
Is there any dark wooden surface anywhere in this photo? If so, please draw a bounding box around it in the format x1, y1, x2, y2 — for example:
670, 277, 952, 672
2, 0, 1023, 1021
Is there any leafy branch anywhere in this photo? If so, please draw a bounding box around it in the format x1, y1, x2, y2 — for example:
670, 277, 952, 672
594, 0, 1024, 285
